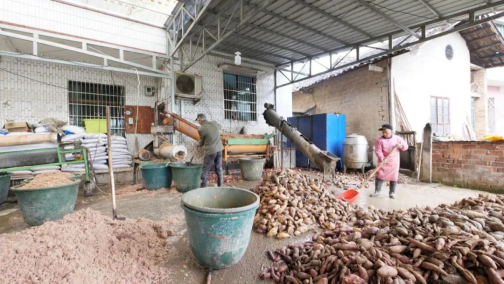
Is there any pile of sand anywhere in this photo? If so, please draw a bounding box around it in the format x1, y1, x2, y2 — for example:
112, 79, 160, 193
0, 209, 173, 283
18, 172, 76, 189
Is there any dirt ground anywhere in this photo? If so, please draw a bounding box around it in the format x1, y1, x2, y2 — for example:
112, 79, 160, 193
0, 171, 483, 284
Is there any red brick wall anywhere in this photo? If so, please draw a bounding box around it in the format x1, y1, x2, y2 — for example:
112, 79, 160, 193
432, 141, 504, 192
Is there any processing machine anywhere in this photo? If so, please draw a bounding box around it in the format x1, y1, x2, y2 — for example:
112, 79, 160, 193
161, 112, 276, 168
263, 103, 339, 179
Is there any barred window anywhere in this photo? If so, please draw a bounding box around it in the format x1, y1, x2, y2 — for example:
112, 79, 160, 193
68, 81, 125, 135
223, 73, 257, 121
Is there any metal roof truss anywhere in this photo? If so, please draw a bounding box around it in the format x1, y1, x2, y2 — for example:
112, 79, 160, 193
275, 1, 504, 88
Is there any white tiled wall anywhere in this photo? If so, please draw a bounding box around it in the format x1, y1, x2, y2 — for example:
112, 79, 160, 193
167, 51, 278, 161
0, 51, 291, 158
0, 57, 159, 153
0, 0, 166, 53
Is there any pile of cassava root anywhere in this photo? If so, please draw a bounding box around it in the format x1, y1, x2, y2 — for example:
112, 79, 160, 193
257, 170, 504, 284
254, 169, 359, 239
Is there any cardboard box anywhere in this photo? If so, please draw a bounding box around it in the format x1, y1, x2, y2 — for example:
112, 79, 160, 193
4, 121, 30, 132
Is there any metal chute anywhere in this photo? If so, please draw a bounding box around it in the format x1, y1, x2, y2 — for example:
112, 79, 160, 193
263, 103, 339, 177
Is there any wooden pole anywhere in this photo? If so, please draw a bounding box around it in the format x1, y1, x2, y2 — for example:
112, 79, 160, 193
106, 107, 118, 219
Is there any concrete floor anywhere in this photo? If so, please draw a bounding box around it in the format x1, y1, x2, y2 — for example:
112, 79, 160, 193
0, 171, 483, 283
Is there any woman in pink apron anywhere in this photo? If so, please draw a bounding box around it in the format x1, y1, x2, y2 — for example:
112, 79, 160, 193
370, 124, 409, 199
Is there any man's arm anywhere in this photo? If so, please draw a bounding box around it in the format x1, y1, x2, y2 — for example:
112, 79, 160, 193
198, 129, 205, 147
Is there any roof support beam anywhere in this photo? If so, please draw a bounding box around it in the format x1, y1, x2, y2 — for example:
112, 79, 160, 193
355, 0, 421, 39
278, 1, 504, 68
276, 9, 504, 88
181, 0, 273, 72
218, 42, 298, 61
0, 26, 168, 75
209, 50, 277, 67
466, 34, 498, 43
417, 0, 442, 18
478, 53, 504, 60
193, 23, 309, 57
291, 0, 372, 38
472, 42, 503, 53
245, 1, 346, 45
0, 51, 169, 78
205, 8, 327, 52
166, 0, 213, 57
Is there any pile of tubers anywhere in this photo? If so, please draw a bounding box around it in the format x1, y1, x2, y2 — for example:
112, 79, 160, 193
258, 170, 504, 284
254, 170, 360, 239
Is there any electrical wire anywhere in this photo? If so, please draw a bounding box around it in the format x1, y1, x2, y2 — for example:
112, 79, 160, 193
0, 67, 68, 90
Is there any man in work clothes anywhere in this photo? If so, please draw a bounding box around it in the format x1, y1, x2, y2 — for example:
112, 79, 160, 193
196, 113, 224, 187
370, 124, 409, 199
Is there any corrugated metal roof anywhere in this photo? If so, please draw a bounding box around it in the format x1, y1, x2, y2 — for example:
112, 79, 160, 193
291, 24, 450, 90
182, 0, 504, 67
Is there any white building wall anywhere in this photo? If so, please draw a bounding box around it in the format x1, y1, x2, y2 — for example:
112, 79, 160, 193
170, 51, 277, 160
0, 57, 159, 153
392, 32, 471, 141
0, 52, 283, 157
0, 0, 166, 53
488, 86, 504, 136
487, 67, 504, 136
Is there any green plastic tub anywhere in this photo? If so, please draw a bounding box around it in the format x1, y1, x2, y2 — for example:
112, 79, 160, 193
11, 179, 81, 226
170, 163, 203, 193
238, 158, 265, 181
141, 163, 172, 190
0, 173, 10, 205
181, 187, 260, 269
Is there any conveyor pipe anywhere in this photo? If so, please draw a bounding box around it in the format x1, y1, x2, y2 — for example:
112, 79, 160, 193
162, 112, 200, 141
263, 103, 338, 173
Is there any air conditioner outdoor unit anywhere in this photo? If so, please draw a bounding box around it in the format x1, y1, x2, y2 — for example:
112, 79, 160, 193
174, 72, 203, 99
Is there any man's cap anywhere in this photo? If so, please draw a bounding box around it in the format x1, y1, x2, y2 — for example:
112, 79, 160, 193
195, 113, 206, 121
379, 124, 393, 131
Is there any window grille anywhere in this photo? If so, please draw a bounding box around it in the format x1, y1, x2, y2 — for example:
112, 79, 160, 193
223, 73, 257, 121
430, 97, 450, 136
68, 81, 125, 135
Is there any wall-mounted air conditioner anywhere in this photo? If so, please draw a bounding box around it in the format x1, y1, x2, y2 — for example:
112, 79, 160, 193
174, 72, 203, 99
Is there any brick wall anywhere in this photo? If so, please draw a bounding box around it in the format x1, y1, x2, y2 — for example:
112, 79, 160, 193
432, 141, 504, 192
292, 60, 389, 144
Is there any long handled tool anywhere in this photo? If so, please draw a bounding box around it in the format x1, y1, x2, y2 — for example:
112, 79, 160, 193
358, 145, 400, 189
337, 145, 401, 203
106, 107, 125, 221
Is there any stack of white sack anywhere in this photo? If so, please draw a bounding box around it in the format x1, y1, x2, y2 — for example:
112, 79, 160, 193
63, 134, 109, 172
107, 135, 132, 169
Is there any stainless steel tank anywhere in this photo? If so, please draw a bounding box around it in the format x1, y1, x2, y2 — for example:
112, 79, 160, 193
343, 134, 369, 173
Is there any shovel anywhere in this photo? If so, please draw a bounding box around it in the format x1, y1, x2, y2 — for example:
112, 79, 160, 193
338, 145, 400, 202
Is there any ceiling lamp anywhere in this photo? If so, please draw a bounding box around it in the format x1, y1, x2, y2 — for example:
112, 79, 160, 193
234, 52, 241, 65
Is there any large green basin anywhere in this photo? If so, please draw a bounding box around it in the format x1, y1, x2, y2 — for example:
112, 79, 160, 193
170, 163, 203, 193
11, 179, 80, 226
238, 158, 265, 181
141, 163, 172, 190
181, 187, 259, 269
